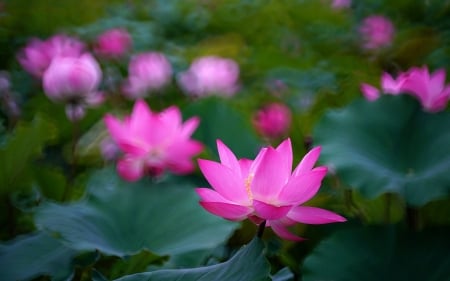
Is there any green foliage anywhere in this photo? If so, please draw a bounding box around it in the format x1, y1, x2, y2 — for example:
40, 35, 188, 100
35, 167, 238, 257
0, 231, 78, 281
314, 95, 450, 206
302, 225, 450, 281
0, 114, 56, 193
114, 238, 271, 281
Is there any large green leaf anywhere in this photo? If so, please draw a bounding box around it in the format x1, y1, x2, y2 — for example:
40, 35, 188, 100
302, 226, 450, 281
0, 231, 78, 281
114, 238, 271, 281
183, 97, 262, 159
35, 167, 238, 257
313, 95, 450, 206
0, 114, 56, 192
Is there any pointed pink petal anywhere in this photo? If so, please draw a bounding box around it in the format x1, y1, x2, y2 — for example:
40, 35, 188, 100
196, 187, 235, 203
180, 116, 200, 139
275, 138, 293, 174
104, 114, 125, 142
429, 68, 446, 96
293, 146, 322, 176
360, 83, 380, 101
217, 140, 240, 172
381, 72, 404, 94
117, 157, 144, 182
199, 201, 253, 221
251, 147, 290, 201
198, 159, 250, 204
239, 159, 253, 178
253, 200, 292, 220
270, 221, 305, 241
278, 167, 327, 205
288, 206, 346, 224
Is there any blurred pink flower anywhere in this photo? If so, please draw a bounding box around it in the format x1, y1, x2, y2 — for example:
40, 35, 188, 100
196, 138, 346, 241
359, 15, 395, 50
94, 28, 132, 59
43, 53, 103, 121
381, 72, 409, 95
331, 0, 351, 9
253, 103, 292, 139
401, 66, 450, 112
104, 100, 203, 181
122, 52, 173, 99
178, 56, 239, 97
18, 34, 85, 78
360, 83, 380, 101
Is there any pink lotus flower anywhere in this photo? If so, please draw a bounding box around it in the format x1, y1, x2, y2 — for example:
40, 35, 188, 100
18, 34, 85, 78
122, 52, 173, 99
43, 53, 103, 121
104, 100, 203, 181
401, 66, 450, 112
359, 15, 395, 50
94, 28, 132, 59
253, 103, 292, 140
196, 139, 346, 241
381, 72, 409, 95
178, 56, 239, 97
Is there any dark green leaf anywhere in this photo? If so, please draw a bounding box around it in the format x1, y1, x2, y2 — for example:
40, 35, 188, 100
313, 95, 450, 206
303, 226, 450, 281
114, 238, 271, 281
0, 231, 78, 281
35, 167, 238, 257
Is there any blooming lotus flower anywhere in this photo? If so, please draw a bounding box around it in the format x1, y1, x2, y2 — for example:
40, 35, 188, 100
18, 34, 85, 78
359, 15, 395, 50
401, 66, 450, 112
196, 138, 346, 241
122, 52, 173, 99
43, 53, 103, 121
381, 72, 409, 95
94, 28, 132, 59
178, 56, 239, 97
104, 100, 203, 181
253, 103, 292, 140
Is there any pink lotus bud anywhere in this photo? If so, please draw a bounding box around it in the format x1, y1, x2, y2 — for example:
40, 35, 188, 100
94, 28, 132, 59
122, 52, 172, 99
43, 53, 102, 103
359, 15, 395, 50
178, 56, 239, 97
253, 103, 292, 139
360, 83, 380, 101
331, 0, 351, 9
17, 34, 85, 78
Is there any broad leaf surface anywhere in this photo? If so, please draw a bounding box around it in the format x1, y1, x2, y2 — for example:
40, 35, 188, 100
183, 97, 262, 159
302, 226, 450, 281
313, 95, 450, 206
0, 231, 77, 281
35, 167, 238, 257
114, 238, 271, 281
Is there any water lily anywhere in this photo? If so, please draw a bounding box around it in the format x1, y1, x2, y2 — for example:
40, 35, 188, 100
196, 138, 346, 241
178, 56, 239, 97
253, 102, 292, 140
42, 53, 103, 121
104, 100, 203, 181
122, 52, 173, 99
359, 15, 394, 50
401, 66, 450, 112
94, 28, 132, 59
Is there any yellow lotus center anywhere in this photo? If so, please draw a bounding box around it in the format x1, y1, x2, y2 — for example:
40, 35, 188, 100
244, 173, 254, 200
